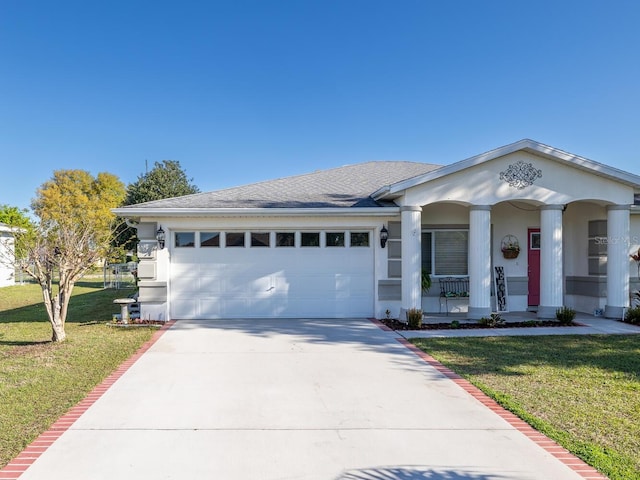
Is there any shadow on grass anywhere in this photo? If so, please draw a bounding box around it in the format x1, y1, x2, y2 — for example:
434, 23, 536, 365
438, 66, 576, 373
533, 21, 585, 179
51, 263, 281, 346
412, 335, 640, 380
0, 282, 137, 325
0, 339, 50, 347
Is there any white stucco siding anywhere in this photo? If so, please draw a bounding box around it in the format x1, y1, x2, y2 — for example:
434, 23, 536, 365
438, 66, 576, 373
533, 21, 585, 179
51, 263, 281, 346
490, 202, 538, 277
402, 152, 636, 208
421, 203, 468, 224
0, 230, 15, 288
563, 203, 607, 277
487, 203, 538, 312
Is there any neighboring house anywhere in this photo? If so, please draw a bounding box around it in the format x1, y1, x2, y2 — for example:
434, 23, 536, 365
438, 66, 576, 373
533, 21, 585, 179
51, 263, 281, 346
0, 223, 17, 288
113, 139, 640, 321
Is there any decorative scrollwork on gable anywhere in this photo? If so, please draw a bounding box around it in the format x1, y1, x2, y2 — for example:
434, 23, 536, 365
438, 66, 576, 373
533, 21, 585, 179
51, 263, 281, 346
499, 161, 542, 189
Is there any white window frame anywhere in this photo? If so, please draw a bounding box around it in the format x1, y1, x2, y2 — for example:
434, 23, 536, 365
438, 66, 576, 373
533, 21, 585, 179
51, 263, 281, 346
422, 229, 469, 277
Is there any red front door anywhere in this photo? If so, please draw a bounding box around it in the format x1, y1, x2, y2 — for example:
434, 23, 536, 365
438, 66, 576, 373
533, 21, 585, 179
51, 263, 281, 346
528, 228, 541, 307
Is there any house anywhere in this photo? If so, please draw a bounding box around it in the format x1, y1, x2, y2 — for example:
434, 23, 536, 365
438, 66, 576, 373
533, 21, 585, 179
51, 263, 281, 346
0, 223, 17, 288
113, 139, 640, 321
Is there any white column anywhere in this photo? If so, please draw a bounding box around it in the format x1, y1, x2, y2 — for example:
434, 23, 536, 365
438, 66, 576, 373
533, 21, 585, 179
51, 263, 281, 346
401, 206, 422, 315
538, 205, 564, 319
468, 205, 491, 319
605, 205, 631, 319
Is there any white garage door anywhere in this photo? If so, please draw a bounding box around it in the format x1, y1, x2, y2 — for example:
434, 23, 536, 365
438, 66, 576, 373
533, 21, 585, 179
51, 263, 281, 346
170, 231, 374, 319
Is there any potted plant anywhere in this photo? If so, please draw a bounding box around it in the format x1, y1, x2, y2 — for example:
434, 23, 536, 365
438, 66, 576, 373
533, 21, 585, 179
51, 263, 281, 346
501, 235, 520, 259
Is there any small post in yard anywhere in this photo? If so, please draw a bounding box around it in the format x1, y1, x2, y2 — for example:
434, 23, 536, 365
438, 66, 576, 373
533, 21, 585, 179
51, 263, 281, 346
113, 298, 136, 324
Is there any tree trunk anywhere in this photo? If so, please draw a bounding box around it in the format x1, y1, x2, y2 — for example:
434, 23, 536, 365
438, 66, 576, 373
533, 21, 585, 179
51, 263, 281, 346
50, 295, 66, 342
40, 281, 66, 342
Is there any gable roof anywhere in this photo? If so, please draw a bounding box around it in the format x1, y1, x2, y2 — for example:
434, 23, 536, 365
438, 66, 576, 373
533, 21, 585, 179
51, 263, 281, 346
115, 161, 441, 214
373, 139, 640, 200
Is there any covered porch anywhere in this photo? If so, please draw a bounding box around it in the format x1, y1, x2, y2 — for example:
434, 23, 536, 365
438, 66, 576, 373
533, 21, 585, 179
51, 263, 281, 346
375, 141, 640, 320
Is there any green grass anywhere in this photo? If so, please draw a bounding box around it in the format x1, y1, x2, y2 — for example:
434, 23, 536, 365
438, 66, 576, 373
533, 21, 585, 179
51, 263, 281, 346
411, 335, 640, 480
0, 282, 155, 468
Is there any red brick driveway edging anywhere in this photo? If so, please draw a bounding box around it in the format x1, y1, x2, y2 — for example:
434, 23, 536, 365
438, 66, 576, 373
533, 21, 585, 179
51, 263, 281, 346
369, 318, 607, 480
0, 320, 176, 480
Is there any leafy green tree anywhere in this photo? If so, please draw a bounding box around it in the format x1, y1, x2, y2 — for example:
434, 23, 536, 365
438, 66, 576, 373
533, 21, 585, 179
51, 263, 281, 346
0, 205, 35, 260
0, 204, 33, 230
125, 160, 199, 205
114, 160, 199, 254
14, 170, 125, 342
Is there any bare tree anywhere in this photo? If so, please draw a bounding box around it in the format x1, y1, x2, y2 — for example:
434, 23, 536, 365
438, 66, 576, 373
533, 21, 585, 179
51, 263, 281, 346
1, 170, 125, 342
16, 220, 113, 342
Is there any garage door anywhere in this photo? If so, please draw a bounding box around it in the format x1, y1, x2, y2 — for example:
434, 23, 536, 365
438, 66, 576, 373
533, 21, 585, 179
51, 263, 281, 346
169, 231, 374, 319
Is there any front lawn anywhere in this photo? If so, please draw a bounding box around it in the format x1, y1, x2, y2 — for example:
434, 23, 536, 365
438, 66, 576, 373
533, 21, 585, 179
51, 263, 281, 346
411, 335, 640, 480
0, 282, 155, 468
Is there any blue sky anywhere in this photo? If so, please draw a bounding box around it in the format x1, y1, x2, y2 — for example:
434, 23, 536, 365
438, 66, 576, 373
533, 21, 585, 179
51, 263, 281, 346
1, 0, 639, 211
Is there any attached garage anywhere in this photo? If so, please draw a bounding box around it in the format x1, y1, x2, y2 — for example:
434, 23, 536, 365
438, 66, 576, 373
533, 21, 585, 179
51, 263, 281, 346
169, 230, 375, 319
115, 161, 441, 321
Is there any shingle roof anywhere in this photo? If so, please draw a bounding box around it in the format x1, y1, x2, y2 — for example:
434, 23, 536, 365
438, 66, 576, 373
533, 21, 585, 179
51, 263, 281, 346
121, 161, 442, 209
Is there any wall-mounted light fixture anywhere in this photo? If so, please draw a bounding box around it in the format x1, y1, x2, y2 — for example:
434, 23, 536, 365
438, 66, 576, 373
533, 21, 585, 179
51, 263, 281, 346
156, 226, 166, 249
380, 226, 389, 248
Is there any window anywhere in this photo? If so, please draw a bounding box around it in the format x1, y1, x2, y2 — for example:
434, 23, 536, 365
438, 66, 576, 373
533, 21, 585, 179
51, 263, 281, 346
422, 230, 468, 276
175, 232, 195, 247
350, 232, 370, 247
276, 232, 295, 247
326, 232, 345, 247
251, 232, 270, 247
529, 232, 541, 250
301, 232, 320, 247
200, 232, 220, 247
226, 232, 245, 247
588, 220, 607, 275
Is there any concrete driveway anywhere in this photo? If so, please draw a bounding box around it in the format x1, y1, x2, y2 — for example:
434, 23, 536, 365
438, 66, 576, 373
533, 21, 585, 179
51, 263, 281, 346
13, 319, 598, 480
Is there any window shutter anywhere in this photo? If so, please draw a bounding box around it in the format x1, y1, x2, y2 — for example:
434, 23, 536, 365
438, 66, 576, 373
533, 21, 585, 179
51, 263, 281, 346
434, 231, 468, 275
421, 232, 432, 273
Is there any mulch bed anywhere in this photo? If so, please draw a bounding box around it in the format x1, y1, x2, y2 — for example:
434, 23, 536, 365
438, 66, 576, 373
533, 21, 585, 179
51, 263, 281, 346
381, 318, 577, 331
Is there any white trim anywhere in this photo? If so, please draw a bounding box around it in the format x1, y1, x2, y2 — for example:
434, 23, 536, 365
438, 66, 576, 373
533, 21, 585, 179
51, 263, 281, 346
373, 139, 640, 199
112, 207, 399, 218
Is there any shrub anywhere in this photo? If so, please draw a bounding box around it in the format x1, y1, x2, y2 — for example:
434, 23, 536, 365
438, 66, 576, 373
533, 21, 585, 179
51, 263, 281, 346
478, 313, 504, 328
556, 306, 576, 325
624, 306, 640, 325
407, 308, 423, 329
450, 320, 460, 329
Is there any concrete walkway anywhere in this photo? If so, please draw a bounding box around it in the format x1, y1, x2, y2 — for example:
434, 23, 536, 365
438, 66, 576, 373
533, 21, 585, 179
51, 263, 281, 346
5, 318, 621, 480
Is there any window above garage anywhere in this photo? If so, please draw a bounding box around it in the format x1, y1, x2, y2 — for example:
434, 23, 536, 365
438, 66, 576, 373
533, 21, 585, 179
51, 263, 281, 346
175, 232, 195, 247
172, 230, 372, 249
